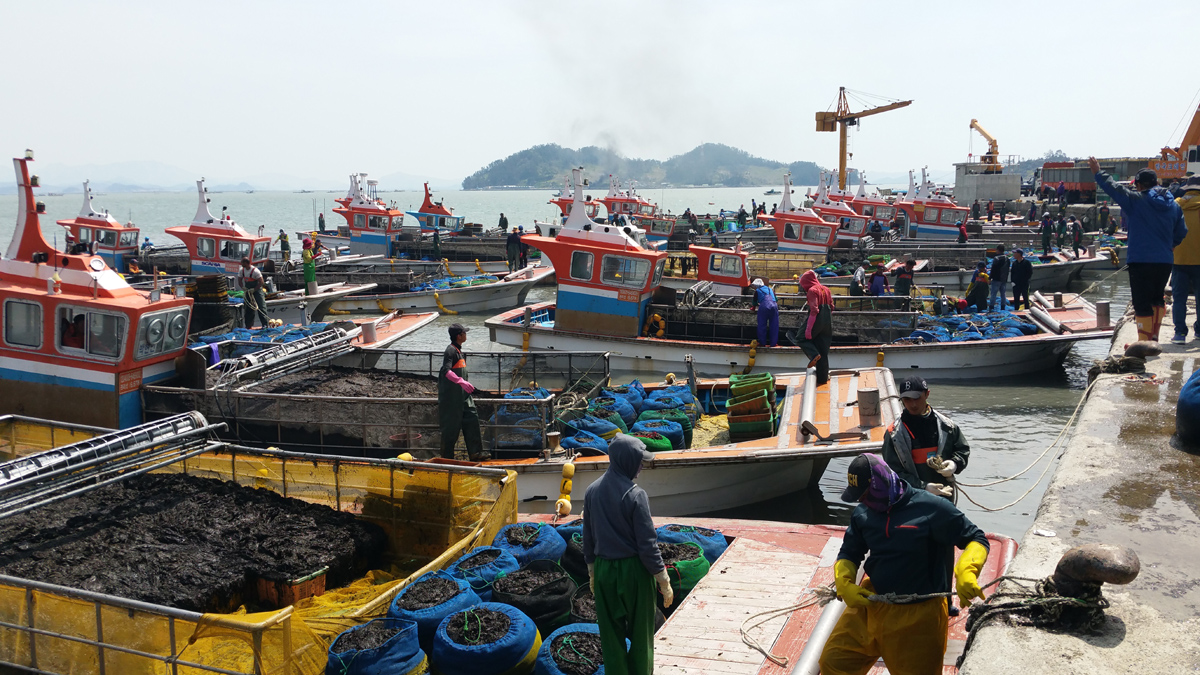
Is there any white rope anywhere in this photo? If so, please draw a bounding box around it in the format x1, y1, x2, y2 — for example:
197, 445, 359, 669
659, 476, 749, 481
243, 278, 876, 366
738, 586, 832, 667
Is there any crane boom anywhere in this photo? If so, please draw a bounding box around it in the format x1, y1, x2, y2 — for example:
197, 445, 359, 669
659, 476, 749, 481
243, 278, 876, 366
1161, 102, 1200, 162
969, 118, 1002, 173
815, 87, 913, 189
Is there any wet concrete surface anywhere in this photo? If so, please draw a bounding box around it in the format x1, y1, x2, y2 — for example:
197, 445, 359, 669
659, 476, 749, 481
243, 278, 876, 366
961, 305, 1200, 673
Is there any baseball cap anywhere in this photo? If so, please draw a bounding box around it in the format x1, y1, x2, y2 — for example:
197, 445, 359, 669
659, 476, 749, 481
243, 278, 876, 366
840, 454, 873, 502
448, 323, 469, 338
899, 375, 928, 399
1134, 168, 1158, 187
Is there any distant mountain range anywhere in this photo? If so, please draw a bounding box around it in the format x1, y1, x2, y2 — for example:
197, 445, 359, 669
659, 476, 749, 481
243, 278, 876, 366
0, 160, 458, 195
461, 143, 851, 190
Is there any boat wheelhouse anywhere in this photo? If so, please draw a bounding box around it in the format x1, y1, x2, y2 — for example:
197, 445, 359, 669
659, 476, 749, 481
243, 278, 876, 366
894, 167, 970, 239
809, 172, 869, 246
549, 173, 600, 222
330, 173, 408, 256
762, 173, 838, 254
844, 171, 897, 231
404, 182, 464, 234
164, 179, 271, 275
597, 174, 677, 242
55, 181, 142, 274
1, 152, 193, 429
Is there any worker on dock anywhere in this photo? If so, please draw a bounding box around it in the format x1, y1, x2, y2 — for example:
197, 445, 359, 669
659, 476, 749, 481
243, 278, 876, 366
1171, 176, 1200, 344
237, 257, 270, 329
881, 375, 969, 498
582, 434, 672, 675
988, 244, 1009, 311
1040, 212, 1055, 254
1090, 157, 1188, 342
1010, 248, 1033, 310
274, 229, 290, 261
789, 270, 834, 385
819, 453, 989, 675
505, 226, 521, 272
438, 323, 488, 461
893, 259, 916, 297
751, 278, 779, 347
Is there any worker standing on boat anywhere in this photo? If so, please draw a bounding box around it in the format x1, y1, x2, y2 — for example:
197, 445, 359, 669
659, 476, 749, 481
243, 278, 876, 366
432, 227, 441, 260
518, 226, 530, 269
498, 212, 508, 232
971, 199, 981, 221
893, 259, 916, 297
505, 227, 521, 272
274, 229, 290, 261
985, 199, 994, 221
237, 257, 270, 329
881, 376, 969, 499
582, 433, 672, 675
1027, 201, 1038, 223
867, 264, 889, 296
1068, 216, 1084, 258
751, 278, 779, 347
849, 262, 867, 297
438, 323, 488, 461
956, 220, 968, 244
819, 453, 989, 675
317, 212, 325, 232
1090, 157, 1187, 342
988, 244, 1009, 311
1010, 249, 1033, 310
1099, 203, 1113, 235
790, 270, 834, 385
301, 238, 317, 295
1040, 213, 1055, 254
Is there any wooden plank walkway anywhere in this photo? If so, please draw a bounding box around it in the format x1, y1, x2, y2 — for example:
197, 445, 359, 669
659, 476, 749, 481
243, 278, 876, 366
655, 536, 822, 674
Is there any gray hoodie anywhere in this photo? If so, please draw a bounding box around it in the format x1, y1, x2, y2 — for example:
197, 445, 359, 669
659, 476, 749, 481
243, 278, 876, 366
581, 434, 664, 575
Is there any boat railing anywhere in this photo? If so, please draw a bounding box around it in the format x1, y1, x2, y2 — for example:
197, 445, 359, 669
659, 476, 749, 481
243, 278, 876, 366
0, 416, 110, 462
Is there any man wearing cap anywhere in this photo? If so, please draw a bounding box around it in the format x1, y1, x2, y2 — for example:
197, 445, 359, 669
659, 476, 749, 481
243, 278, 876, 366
988, 243, 1009, 311
1040, 212, 1055, 255
582, 434, 672, 675
1010, 248, 1033, 310
751, 278, 779, 347
438, 323, 488, 461
274, 229, 290, 261
1090, 157, 1187, 341
819, 453, 990, 675
881, 375, 970, 500
1171, 176, 1200, 343
505, 226, 521, 272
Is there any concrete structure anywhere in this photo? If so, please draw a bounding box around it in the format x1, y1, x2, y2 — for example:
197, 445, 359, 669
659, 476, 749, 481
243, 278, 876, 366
954, 162, 1022, 204
960, 305, 1200, 674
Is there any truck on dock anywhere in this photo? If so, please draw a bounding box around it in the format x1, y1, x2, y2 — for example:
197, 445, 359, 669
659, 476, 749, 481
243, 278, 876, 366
1037, 157, 1153, 204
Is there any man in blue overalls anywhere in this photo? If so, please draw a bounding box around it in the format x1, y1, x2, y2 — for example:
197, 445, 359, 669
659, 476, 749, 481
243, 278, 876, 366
751, 278, 779, 347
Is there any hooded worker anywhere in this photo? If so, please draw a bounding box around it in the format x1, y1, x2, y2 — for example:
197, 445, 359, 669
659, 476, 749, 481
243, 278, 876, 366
819, 453, 990, 675
788, 270, 834, 385
582, 434, 672, 675
437, 323, 488, 461
750, 278, 779, 347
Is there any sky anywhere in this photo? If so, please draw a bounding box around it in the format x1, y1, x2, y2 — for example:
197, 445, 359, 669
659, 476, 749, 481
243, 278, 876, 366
1, 0, 1198, 188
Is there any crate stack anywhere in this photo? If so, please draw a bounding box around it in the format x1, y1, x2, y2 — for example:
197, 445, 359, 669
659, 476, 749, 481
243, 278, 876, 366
725, 373, 778, 441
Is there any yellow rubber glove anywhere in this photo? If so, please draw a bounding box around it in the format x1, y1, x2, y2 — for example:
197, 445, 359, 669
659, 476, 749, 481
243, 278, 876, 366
954, 541, 989, 606
834, 559, 872, 608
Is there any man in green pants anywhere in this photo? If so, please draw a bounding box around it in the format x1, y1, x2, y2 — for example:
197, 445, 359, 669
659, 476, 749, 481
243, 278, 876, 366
438, 323, 488, 461
583, 434, 673, 675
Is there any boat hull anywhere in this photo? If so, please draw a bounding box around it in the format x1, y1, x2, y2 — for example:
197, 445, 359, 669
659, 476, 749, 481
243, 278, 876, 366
330, 266, 551, 313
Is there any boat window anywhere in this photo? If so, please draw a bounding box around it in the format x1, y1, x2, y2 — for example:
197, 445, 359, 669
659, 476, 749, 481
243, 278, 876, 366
940, 209, 960, 225
923, 208, 939, 223
641, 205, 654, 216
803, 224, 832, 243
876, 206, 894, 219
87, 313, 125, 359
95, 229, 117, 247
650, 220, 672, 235
197, 237, 215, 259
600, 255, 650, 289
119, 231, 138, 247
4, 300, 42, 348
220, 240, 250, 260
862, 204, 874, 216
369, 215, 386, 229
820, 214, 837, 223
78, 228, 92, 244
253, 242, 268, 260
847, 218, 866, 234
784, 223, 800, 241
135, 307, 191, 361
570, 251, 593, 281
710, 254, 743, 277
58, 307, 87, 351
354, 214, 366, 229
652, 259, 665, 287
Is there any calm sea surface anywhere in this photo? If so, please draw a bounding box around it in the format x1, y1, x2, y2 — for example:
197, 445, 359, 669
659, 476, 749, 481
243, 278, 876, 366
0, 187, 1128, 539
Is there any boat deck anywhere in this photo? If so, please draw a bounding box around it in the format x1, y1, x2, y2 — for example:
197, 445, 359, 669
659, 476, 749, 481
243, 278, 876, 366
528, 515, 1017, 674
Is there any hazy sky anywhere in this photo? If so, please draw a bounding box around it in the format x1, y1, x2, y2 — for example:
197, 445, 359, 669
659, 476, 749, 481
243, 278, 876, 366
2, 0, 1197, 185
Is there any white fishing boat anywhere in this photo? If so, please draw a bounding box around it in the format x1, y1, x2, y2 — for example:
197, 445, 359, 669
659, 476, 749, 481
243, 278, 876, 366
259, 282, 378, 324
329, 265, 551, 314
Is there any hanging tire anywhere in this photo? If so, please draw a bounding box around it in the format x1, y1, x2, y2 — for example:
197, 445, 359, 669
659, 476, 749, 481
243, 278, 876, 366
491, 560, 578, 636
492, 523, 568, 566
326, 617, 427, 675
655, 524, 728, 564
447, 546, 521, 602
388, 571, 482, 653
431, 602, 541, 675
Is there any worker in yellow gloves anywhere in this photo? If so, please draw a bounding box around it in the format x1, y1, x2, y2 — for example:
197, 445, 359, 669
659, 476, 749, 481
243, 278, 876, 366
819, 453, 990, 675
582, 434, 672, 675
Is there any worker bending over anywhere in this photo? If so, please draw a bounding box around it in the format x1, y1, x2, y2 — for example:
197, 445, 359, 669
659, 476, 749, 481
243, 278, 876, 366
819, 453, 989, 675
582, 434, 673, 675
237, 257, 270, 329
437, 323, 488, 461
751, 278, 779, 347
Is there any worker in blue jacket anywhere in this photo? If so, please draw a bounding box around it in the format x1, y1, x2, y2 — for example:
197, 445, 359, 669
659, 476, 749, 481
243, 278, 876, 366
1090, 157, 1187, 341
751, 278, 779, 347
820, 453, 990, 675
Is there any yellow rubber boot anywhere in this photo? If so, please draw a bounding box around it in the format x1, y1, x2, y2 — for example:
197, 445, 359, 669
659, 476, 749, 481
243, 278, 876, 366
1151, 305, 1166, 342
1135, 314, 1156, 342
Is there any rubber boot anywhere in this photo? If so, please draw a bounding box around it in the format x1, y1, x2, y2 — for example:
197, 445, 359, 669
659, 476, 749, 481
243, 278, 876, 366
1151, 305, 1166, 342
1135, 314, 1156, 342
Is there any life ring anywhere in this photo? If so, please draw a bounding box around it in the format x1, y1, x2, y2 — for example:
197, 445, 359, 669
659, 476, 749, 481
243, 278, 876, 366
643, 313, 666, 338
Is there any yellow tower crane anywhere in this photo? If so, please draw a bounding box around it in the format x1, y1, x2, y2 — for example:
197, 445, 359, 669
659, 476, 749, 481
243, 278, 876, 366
815, 87, 912, 190
969, 118, 1003, 174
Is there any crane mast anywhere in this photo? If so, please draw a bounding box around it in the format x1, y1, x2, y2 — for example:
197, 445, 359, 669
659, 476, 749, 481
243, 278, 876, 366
969, 118, 1002, 174
815, 88, 912, 190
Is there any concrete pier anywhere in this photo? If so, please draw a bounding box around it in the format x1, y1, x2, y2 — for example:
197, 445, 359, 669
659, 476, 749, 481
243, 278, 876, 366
960, 304, 1200, 673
